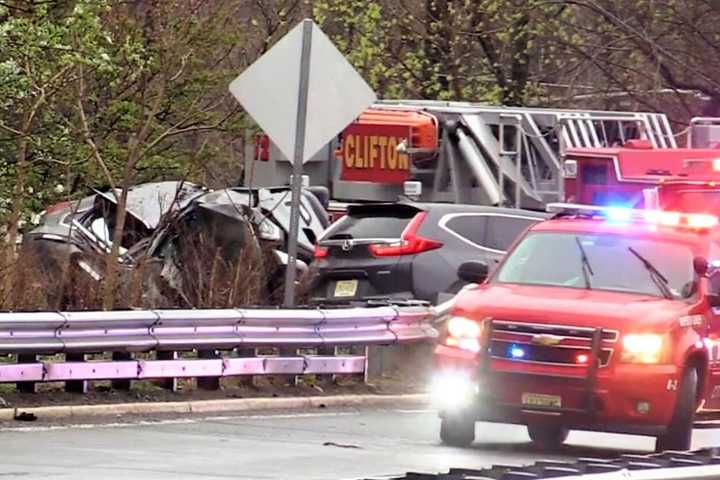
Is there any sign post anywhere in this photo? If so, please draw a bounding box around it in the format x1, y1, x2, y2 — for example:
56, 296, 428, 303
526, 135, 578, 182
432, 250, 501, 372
229, 19, 376, 307
283, 20, 313, 307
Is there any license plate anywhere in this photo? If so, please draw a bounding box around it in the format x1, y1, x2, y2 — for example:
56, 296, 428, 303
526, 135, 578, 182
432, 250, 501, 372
522, 393, 562, 408
334, 280, 358, 298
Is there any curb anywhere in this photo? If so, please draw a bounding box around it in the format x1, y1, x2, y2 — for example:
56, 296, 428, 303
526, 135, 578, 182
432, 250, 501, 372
0, 393, 430, 422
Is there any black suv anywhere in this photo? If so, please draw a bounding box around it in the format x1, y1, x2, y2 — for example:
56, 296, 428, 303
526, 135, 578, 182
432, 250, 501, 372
308, 202, 548, 304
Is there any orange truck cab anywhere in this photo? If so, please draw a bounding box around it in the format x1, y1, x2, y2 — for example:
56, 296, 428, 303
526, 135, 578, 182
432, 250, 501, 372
433, 203, 720, 451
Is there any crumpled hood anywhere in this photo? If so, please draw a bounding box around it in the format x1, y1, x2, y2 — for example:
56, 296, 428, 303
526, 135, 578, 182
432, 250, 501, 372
453, 284, 695, 333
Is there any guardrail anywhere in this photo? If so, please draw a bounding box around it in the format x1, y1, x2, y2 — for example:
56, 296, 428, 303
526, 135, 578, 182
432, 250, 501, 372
365, 448, 720, 480
0, 305, 437, 392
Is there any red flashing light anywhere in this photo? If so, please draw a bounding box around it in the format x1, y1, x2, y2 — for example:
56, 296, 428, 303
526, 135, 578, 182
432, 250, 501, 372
548, 204, 719, 230
369, 211, 443, 257
688, 213, 719, 229
576, 353, 589, 364
314, 244, 329, 258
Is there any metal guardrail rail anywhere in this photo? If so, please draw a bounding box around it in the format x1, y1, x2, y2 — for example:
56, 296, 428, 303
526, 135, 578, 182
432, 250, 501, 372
0, 305, 437, 385
364, 448, 720, 480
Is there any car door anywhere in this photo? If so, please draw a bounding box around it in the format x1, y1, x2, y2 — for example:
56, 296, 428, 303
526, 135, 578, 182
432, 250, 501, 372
414, 213, 490, 302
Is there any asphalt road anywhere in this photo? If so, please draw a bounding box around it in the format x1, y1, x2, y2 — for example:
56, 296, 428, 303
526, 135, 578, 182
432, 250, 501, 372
2, 407, 720, 480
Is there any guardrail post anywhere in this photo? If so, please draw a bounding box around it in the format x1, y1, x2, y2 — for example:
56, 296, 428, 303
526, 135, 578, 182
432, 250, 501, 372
197, 350, 220, 391
317, 346, 337, 384
363, 346, 369, 384
236, 348, 256, 386
111, 352, 132, 390
278, 347, 298, 385
65, 353, 88, 393
16, 354, 37, 393
156, 351, 177, 391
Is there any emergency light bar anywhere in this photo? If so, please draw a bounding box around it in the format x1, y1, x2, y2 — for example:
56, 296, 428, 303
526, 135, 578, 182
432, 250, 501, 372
546, 203, 719, 230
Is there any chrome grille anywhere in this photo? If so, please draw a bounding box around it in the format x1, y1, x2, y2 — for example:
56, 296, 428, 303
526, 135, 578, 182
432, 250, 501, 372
492, 320, 619, 342
489, 320, 617, 367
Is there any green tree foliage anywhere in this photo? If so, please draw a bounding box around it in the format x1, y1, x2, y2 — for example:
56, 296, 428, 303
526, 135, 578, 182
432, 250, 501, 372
549, 0, 720, 120
0, 0, 119, 267
314, 0, 573, 105
2, 0, 720, 260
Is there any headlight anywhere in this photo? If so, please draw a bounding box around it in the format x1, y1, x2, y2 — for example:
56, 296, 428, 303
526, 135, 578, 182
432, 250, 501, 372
448, 317, 481, 338
430, 373, 477, 409
621, 333, 665, 364
445, 317, 482, 353
257, 219, 282, 241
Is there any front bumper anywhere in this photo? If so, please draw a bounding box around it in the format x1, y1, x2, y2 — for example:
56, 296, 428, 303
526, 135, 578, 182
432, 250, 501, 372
434, 343, 681, 437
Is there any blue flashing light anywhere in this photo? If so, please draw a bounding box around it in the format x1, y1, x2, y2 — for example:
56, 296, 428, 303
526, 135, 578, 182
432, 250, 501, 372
510, 345, 526, 359
606, 206, 632, 223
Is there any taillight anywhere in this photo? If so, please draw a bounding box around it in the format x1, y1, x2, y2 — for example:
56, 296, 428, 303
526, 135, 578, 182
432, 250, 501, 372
314, 244, 329, 258
369, 211, 442, 257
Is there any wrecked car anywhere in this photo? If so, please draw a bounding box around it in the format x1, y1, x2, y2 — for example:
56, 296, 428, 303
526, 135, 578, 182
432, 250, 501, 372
22, 181, 329, 308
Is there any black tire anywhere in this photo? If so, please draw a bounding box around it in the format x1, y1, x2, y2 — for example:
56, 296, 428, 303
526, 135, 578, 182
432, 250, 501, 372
527, 424, 569, 449
439, 416, 475, 447
656, 367, 698, 452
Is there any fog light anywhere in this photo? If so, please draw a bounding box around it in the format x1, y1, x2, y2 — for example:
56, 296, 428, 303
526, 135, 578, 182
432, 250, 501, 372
637, 401, 650, 414
431, 374, 477, 409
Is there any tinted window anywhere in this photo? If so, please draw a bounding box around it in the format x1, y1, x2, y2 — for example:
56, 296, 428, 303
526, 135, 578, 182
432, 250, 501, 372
581, 164, 608, 185
444, 215, 488, 246
322, 211, 416, 239
484, 216, 537, 251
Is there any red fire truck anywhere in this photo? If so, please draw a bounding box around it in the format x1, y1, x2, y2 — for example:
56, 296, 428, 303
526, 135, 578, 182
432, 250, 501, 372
565, 139, 720, 214
246, 101, 687, 210
432, 203, 720, 452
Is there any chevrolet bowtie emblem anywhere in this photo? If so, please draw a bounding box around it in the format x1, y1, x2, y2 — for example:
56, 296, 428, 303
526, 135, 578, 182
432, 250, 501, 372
531, 334, 563, 346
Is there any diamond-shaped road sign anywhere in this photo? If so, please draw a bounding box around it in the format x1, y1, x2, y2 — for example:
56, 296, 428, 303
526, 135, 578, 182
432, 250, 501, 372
229, 19, 377, 307
229, 19, 377, 164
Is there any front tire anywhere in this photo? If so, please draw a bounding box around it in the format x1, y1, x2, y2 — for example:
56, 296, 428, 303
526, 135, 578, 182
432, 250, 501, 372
527, 424, 569, 449
440, 416, 475, 447
656, 367, 698, 452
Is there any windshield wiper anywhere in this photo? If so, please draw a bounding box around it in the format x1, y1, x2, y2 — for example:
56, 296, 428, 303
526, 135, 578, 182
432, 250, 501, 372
574, 236, 594, 289
627, 246, 673, 299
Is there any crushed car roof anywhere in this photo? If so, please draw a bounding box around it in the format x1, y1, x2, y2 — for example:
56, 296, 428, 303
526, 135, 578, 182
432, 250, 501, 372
95, 181, 206, 229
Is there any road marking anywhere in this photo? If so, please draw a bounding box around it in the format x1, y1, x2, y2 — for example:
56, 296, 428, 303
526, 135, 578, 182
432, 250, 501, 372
225, 412, 360, 420
0, 409, 378, 433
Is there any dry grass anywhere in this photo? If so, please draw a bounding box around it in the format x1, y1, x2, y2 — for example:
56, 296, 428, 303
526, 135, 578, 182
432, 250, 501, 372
0, 226, 288, 311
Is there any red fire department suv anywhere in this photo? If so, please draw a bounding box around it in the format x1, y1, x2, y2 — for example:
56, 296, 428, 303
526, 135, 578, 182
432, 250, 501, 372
433, 203, 720, 452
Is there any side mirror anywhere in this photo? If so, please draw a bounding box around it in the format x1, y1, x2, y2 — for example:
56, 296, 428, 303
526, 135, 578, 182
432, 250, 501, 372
458, 261, 489, 284
694, 256, 709, 277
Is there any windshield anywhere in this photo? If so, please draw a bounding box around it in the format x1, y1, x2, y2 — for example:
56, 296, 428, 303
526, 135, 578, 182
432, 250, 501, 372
494, 231, 696, 299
